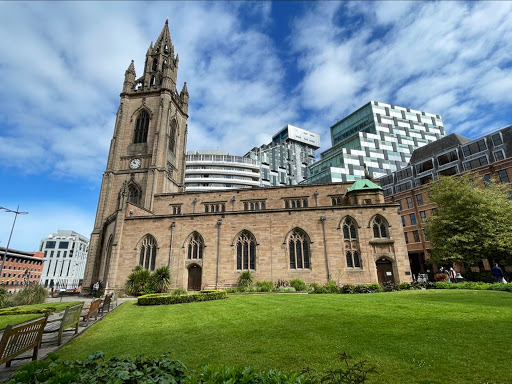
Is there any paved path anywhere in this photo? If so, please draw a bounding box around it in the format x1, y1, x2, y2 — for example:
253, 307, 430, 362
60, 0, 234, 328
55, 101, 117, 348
0, 296, 136, 382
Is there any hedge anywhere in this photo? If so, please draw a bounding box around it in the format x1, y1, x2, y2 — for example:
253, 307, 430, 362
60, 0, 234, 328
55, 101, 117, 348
137, 290, 227, 306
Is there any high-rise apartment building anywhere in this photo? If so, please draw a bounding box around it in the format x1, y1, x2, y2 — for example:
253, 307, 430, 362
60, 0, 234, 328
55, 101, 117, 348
40, 230, 89, 290
306, 101, 445, 184
185, 150, 260, 191
245, 125, 320, 186
379, 125, 512, 278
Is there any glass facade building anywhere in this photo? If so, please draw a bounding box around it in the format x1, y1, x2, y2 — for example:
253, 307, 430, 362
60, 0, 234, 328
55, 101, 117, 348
306, 101, 445, 184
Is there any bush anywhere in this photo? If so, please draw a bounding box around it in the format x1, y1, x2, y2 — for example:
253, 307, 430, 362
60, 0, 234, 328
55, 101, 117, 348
325, 280, 339, 294
354, 285, 372, 294
381, 282, 397, 292
289, 279, 307, 292
138, 291, 227, 306
396, 282, 412, 291
434, 273, 448, 282
462, 270, 494, 283
274, 279, 289, 289
277, 286, 296, 293
125, 266, 152, 296
368, 283, 383, 293
0, 305, 58, 316
0, 286, 8, 308
11, 284, 47, 306
237, 271, 254, 289
151, 266, 171, 293
309, 283, 327, 294
341, 284, 355, 294
170, 287, 188, 296
256, 281, 274, 292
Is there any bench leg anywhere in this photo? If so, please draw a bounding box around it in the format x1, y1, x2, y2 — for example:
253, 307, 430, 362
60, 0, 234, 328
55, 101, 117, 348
32, 344, 39, 361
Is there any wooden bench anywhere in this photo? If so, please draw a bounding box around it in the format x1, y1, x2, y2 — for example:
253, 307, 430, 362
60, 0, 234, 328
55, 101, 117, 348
81, 298, 101, 325
99, 294, 112, 315
43, 302, 84, 345
0, 316, 47, 367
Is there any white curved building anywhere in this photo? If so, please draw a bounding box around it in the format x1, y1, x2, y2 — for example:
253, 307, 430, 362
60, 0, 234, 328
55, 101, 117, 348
185, 150, 260, 191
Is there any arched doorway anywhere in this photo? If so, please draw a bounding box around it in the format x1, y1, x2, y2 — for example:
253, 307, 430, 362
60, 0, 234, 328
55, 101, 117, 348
187, 264, 202, 291
376, 258, 394, 284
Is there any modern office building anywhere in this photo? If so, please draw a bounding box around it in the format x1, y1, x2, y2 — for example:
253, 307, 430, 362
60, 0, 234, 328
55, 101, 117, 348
40, 230, 89, 290
0, 247, 44, 292
245, 124, 320, 186
306, 101, 445, 184
379, 125, 512, 278
185, 150, 260, 192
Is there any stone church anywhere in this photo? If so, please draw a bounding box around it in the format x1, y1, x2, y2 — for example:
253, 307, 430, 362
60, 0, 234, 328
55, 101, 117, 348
83, 20, 411, 292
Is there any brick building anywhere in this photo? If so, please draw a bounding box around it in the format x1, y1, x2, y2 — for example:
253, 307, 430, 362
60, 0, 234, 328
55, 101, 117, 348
379, 126, 512, 278
0, 247, 44, 292
83, 20, 411, 292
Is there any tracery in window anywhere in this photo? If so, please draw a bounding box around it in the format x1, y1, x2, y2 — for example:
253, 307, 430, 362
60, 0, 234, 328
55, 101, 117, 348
288, 228, 311, 269
236, 230, 256, 270
187, 232, 204, 260
341, 217, 361, 268
134, 111, 149, 144
169, 119, 177, 152
127, 185, 140, 205
138, 235, 157, 271
372, 216, 389, 238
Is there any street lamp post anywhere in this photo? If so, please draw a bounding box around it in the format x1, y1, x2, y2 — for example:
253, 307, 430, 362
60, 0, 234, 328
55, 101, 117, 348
0, 205, 29, 275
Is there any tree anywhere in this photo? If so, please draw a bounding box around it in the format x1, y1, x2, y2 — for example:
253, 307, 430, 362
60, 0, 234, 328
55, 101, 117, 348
426, 173, 512, 266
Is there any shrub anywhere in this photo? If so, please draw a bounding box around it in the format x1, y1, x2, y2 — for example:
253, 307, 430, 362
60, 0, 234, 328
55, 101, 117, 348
274, 279, 289, 289
277, 286, 296, 293
434, 273, 448, 282
170, 286, 188, 296
150, 266, 171, 293
367, 283, 383, 293
0, 305, 58, 316
354, 285, 372, 294
125, 266, 152, 296
0, 286, 8, 308
325, 280, 338, 294
289, 279, 307, 292
309, 283, 327, 294
396, 282, 412, 291
11, 284, 47, 306
138, 291, 227, 306
237, 271, 254, 289
462, 270, 494, 283
341, 284, 355, 294
381, 282, 397, 292
256, 281, 274, 292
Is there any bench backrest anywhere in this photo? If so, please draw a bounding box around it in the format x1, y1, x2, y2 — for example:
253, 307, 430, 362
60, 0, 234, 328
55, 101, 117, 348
88, 298, 101, 315
61, 303, 85, 330
101, 294, 112, 310
0, 317, 47, 365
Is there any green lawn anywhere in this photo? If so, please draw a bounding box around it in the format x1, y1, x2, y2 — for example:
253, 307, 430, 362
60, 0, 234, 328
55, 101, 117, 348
0, 302, 81, 330
56, 291, 512, 384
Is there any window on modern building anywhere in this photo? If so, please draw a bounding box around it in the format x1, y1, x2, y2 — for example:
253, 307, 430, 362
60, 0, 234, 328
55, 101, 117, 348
401, 216, 406, 227
483, 174, 491, 187
410, 213, 417, 225
288, 228, 311, 269
46, 241, 56, 249
415, 160, 434, 174
496, 170, 510, 183
416, 194, 423, 206
236, 230, 256, 270
58, 241, 69, 249
463, 155, 489, 171
372, 216, 389, 238
396, 200, 402, 211
406, 197, 413, 209
133, 111, 150, 144
395, 182, 412, 193
139, 235, 157, 271
413, 230, 420, 243
423, 229, 429, 242
187, 232, 204, 260
491, 133, 503, 146
494, 150, 505, 162
404, 232, 409, 244
419, 211, 427, 222
438, 166, 458, 177
419, 174, 433, 186
436, 150, 458, 167
462, 139, 487, 157
56, 251, 60, 258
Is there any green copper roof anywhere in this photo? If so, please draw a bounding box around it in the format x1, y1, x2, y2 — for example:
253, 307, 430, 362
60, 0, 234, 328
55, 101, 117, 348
347, 179, 382, 192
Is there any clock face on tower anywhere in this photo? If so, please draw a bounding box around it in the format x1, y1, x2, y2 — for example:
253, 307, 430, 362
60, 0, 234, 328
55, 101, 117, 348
130, 158, 141, 169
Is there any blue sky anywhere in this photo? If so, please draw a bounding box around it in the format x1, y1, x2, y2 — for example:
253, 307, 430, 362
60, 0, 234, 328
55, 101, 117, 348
1, 1, 512, 251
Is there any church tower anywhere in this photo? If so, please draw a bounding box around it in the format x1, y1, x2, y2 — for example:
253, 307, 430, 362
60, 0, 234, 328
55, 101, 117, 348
83, 19, 189, 291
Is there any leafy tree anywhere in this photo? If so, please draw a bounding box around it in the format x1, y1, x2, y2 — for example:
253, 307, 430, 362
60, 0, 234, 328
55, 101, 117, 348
426, 173, 512, 266
124, 266, 151, 296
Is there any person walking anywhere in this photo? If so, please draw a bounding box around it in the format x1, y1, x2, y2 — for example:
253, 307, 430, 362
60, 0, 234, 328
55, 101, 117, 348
449, 267, 457, 283
92, 281, 100, 297
491, 263, 505, 283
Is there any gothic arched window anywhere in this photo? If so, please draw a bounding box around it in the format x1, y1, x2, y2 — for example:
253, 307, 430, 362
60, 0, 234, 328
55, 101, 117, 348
127, 185, 140, 205
236, 230, 256, 270
372, 216, 389, 239
342, 217, 361, 268
134, 111, 149, 144
288, 228, 311, 269
139, 235, 157, 271
169, 119, 177, 152
187, 232, 204, 260
162, 60, 167, 72
152, 58, 158, 71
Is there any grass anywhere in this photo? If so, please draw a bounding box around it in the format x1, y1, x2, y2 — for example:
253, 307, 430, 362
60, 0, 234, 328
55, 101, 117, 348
56, 291, 512, 384
0, 301, 81, 330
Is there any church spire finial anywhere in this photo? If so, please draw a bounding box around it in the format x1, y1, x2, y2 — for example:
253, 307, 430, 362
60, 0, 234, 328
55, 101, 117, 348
166, 16, 169, 24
